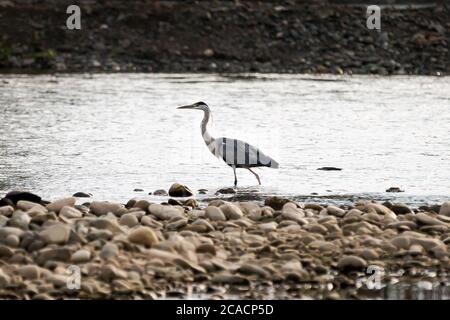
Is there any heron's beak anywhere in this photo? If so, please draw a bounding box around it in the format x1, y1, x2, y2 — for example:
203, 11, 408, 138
177, 104, 196, 109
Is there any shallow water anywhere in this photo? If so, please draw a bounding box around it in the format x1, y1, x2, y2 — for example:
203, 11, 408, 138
0, 73, 449, 204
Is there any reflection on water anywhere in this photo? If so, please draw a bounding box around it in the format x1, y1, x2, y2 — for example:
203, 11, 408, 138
0, 74, 449, 204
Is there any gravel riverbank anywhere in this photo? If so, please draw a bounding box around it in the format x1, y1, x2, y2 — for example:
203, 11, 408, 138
1, 186, 449, 299
0, 1, 449, 75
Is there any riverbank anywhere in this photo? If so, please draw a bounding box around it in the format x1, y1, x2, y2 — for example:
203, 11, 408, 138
0, 1, 449, 75
1, 187, 449, 299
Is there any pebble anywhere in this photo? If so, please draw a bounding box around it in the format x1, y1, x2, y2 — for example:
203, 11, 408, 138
0, 268, 11, 288
196, 243, 216, 255
389, 202, 413, 215
100, 265, 128, 281
415, 212, 447, 226
237, 263, 270, 278
258, 221, 278, 232
326, 205, 346, 217
5, 234, 20, 247
149, 203, 184, 220
0, 206, 14, 217
264, 196, 291, 210
71, 249, 92, 263
46, 197, 76, 213
100, 242, 119, 260
166, 218, 188, 230
17, 200, 43, 211
119, 213, 139, 227
337, 255, 367, 271
168, 183, 194, 197
205, 206, 226, 221
219, 203, 243, 220
90, 201, 126, 216
39, 224, 71, 244
59, 206, 83, 219
133, 200, 152, 211
18, 265, 41, 280
0, 245, 14, 258
128, 226, 159, 247
439, 201, 450, 216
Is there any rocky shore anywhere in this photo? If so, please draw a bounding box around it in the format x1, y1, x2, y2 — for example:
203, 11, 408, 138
0, 1, 449, 75
1, 185, 450, 299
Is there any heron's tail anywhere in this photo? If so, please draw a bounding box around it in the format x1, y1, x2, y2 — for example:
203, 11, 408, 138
269, 159, 279, 169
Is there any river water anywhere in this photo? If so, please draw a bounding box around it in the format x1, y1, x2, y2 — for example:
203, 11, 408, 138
0, 73, 449, 205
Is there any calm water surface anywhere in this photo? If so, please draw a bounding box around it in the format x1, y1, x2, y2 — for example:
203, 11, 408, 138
0, 74, 449, 205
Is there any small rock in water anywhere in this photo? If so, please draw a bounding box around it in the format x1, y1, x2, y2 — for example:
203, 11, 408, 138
72, 192, 92, 198
317, 167, 342, 171
386, 187, 404, 193
168, 183, 194, 197
198, 189, 208, 194
133, 188, 144, 192
128, 226, 159, 247
153, 189, 168, 196
215, 187, 236, 194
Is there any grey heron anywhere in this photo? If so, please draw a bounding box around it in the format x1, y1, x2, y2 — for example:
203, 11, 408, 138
177, 101, 279, 186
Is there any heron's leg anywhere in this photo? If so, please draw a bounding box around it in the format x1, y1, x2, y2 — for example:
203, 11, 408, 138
247, 168, 261, 185
232, 166, 237, 187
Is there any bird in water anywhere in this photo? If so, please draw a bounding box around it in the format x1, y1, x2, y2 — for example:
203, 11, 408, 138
177, 101, 279, 187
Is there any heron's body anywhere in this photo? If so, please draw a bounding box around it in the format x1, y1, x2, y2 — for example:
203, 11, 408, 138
178, 101, 279, 186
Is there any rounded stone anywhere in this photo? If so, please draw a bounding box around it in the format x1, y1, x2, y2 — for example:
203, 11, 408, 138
5, 234, 20, 247
0, 206, 14, 217
46, 197, 76, 213
168, 183, 194, 197
337, 255, 367, 271
60, 206, 83, 219
219, 203, 244, 220
326, 205, 346, 217
18, 265, 41, 280
70, 249, 92, 263
90, 201, 126, 216
100, 242, 119, 260
439, 201, 450, 216
119, 213, 139, 228
205, 206, 226, 221
128, 227, 159, 247
39, 224, 71, 244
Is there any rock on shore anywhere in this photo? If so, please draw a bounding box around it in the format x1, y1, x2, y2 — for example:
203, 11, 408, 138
0, 1, 448, 75
0, 192, 449, 299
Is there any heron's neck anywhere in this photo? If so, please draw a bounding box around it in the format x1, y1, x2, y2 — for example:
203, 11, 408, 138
201, 109, 215, 146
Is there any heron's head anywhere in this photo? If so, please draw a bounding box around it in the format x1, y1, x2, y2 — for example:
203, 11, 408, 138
177, 101, 209, 112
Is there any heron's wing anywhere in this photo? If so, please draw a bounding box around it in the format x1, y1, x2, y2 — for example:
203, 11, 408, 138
215, 138, 279, 168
